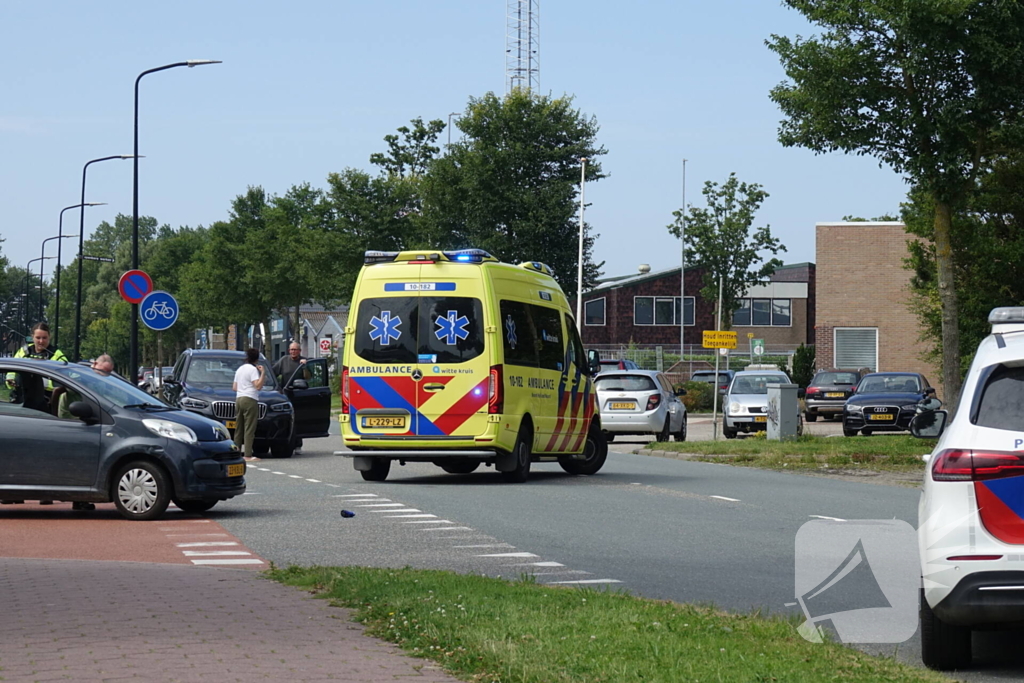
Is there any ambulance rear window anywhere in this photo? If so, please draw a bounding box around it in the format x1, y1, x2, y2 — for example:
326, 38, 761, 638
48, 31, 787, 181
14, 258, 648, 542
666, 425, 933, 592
354, 296, 484, 365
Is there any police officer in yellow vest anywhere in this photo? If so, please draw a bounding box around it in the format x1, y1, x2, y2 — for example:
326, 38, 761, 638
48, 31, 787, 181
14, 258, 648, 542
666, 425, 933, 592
5, 322, 70, 400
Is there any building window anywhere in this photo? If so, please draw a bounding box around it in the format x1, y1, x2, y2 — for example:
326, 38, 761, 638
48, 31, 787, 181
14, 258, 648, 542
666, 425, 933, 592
732, 298, 792, 327
584, 298, 606, 326
633, 296, 695, 326
835, 327, 878, 371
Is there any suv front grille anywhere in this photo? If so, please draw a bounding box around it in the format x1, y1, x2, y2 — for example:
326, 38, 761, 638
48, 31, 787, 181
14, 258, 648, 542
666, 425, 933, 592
212, 401, 268, 420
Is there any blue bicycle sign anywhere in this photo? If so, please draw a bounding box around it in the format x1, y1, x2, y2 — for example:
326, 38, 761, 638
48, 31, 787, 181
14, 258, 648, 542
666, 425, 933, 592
139, 290, 179, 331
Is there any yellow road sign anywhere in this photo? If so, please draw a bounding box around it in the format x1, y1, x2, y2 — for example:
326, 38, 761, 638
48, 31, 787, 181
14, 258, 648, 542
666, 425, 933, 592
702, 330, 738, 349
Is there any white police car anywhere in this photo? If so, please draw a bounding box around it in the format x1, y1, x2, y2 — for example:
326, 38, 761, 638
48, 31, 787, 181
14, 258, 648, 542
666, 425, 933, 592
912, 307, 1024, 670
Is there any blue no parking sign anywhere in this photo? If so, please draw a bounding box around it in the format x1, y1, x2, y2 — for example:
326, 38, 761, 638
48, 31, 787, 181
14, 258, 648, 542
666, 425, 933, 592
139, 290, 179, 331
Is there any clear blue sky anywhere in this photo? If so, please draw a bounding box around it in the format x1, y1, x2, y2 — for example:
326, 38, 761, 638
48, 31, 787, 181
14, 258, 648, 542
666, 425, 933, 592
1, 0, 907, 287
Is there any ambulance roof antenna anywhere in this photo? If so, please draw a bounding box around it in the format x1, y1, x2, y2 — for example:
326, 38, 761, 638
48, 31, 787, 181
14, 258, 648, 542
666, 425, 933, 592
506, 0, 539, 94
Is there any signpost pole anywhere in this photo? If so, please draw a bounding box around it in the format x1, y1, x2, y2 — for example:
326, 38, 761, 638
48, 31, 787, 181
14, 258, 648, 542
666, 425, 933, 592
711, 274, 724, 440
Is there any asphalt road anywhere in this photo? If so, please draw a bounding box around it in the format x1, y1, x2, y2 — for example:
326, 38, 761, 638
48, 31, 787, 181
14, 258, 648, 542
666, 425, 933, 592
208, 420, 1024, 681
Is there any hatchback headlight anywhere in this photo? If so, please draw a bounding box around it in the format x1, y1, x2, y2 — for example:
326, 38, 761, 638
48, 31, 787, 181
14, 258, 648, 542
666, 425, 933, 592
271, 402, 294, 413
181, 396, 208, 410
143, 419, 198, 444
729, 402, 742, 415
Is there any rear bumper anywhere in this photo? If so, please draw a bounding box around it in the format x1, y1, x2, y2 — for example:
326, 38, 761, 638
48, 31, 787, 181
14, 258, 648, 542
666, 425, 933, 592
601, 410, 663, 434
724, 415, 768, 431
805, 399, 845, 414
931, 571, 1024, 627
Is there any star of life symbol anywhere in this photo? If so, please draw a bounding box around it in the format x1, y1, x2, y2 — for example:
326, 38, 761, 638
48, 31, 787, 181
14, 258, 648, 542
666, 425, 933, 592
505, 315, 518, 348
369, 311, 402, 345
435, 310, 470, 345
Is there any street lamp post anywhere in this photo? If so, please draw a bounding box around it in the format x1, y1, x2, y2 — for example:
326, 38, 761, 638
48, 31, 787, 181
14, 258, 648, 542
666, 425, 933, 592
447, 112, 460, 147
25, 257, 54, 330
40, 235, 77, 324
57, 203, 104, 349
575, 157, 587, 331
130, 59, 221, 379
680, 159, 687, 361
76, 156, 135, 362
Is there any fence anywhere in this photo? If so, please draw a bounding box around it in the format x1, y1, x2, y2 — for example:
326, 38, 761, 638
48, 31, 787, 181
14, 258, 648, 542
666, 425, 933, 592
586, 343, 805, 382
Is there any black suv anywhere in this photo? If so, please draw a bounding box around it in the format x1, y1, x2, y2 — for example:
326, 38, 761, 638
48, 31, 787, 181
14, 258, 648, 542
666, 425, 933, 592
1, 358, 245, 520
160, 349, 332, 458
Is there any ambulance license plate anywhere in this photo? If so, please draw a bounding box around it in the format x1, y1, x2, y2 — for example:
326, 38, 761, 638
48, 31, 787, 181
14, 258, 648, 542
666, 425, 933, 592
362, 416, 407, 429
868, 413, 894, 421
226, 463, 245, 477
755, 416, 767, 423
609, 402, 635, 410
225, 420, 236, 429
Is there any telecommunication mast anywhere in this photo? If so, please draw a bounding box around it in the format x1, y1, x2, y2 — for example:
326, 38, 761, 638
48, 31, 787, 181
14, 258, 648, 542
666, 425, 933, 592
506, 0, 539, 93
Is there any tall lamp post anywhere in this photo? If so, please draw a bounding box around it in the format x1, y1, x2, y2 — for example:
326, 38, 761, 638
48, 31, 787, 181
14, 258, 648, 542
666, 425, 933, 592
130, 59, 221, 379
25, 257, 54, 330
76, 155, 135, 362
447, 111, 460, 147
57, 203, 104, 349
575, 157, 587, 331
680, 159, 687, 361
40, 235, 77, 324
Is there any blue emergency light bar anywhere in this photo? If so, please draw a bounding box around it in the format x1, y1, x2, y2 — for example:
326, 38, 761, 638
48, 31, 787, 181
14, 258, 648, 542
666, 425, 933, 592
443, 249, 496, 263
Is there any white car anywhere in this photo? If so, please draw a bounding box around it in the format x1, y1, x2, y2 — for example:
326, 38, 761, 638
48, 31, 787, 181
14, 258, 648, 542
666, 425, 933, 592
595, 370, 687, 442
913, 306, 1024, 670
722, 369, 796, 438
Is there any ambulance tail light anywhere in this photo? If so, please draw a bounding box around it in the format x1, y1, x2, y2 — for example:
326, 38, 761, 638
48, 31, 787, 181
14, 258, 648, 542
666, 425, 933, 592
646, 394, 662, 411
488, 365, 504, 414
932, 449, 1024, 482
341, 366, 350, 412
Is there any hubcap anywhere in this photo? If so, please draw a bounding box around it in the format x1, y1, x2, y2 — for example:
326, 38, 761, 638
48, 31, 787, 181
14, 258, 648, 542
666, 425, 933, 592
118, 468, 158, 514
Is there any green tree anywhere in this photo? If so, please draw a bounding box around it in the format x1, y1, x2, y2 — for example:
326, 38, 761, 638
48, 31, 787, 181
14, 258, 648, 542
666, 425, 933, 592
792, 343, 816, 388
767, 0, 1024, 408
667, 173, 785, 329
369, 117, 446, 179
419, 90, 607, 299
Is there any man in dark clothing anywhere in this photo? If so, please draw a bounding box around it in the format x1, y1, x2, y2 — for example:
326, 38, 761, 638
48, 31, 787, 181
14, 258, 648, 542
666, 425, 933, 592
273, 342, 311, 453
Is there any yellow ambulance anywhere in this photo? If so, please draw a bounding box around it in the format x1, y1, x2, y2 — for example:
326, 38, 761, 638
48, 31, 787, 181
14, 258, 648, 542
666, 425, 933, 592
338, 248, 607, 482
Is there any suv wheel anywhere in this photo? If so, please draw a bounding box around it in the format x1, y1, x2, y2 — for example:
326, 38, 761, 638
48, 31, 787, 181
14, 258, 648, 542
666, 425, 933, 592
271, 439, 294, 458
805, 412, 818, 422
842, 427, 858, 437
113, 461, 171, 521
920, 589, 972, 670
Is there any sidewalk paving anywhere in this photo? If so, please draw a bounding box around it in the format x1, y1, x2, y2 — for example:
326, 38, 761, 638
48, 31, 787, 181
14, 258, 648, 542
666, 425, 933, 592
0, 557, 459, 683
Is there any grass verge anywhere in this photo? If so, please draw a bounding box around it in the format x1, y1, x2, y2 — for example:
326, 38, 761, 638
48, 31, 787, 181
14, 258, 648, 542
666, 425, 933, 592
650, 435, 935, 474
270, 565, 945, 683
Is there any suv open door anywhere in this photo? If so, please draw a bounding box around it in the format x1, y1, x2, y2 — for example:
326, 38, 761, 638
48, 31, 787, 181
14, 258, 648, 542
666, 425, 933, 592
284, 358, 332, 438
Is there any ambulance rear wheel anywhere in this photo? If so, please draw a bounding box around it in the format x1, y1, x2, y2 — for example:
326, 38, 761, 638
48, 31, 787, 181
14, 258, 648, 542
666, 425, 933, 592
559, 422, 608, 476
502, 426, 532, 483
360, 458, 391, 482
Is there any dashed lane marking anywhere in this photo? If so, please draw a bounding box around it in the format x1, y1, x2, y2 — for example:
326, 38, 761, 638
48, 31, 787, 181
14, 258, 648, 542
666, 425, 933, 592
809, 515, 846, 522
710, 495, 741, 502
477, 552, 539, 558
419, 527, 473, 531
404, 520, 454, 524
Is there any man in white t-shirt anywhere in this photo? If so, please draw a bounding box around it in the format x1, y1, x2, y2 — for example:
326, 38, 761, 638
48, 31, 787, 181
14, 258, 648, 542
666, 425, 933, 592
232, 348, 266, 461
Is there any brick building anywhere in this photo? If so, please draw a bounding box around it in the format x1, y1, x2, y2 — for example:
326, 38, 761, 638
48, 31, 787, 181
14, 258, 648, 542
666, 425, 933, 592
580, 263, 815, 348
814, 222, 939, 389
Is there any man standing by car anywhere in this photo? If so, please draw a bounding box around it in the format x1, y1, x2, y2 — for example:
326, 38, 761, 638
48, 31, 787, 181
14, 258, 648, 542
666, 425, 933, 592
274, 342, 310, 453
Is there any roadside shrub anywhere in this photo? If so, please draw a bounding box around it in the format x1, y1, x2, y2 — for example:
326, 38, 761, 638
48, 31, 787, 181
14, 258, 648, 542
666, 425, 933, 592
680, 381, 714, 412
792, 344, 816, 387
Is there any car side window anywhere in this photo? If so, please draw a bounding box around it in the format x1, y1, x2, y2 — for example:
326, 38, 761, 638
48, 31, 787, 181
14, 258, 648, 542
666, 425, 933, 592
0, 369, 78, 420
564, 314, 587, 375
305, 360, 328, 389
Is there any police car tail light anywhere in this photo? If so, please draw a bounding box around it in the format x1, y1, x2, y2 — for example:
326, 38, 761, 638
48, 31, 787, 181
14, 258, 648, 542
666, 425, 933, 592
341, 366, 350, 412
646, 394, 661, 411
488, 365, 503, 414
932, 449, 1024, 482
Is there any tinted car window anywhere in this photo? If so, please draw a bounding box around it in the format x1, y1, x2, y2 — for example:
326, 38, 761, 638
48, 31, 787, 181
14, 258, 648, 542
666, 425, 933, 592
730, 374, 788, 395
691, 372, 731, 383
419, 296, 485, 364
858, 374, 920, 393
532, 305, 564, 372
974, 364, 1024, 431
355, 296, 420, 364
501, 300, 537, 368
595, 375, 657, 392
58, 366, 165, 408
185, 357, 277, 390
812, 372, 859, 385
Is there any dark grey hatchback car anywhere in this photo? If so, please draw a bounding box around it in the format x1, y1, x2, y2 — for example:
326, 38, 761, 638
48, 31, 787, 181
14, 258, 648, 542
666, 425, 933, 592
1, 358, 245, 520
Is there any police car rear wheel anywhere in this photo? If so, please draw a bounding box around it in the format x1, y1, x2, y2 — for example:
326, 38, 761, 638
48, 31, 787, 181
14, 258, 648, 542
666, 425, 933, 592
559, 422, 608, 476
920, 589, 972, 670
502, 426, 532, 483
361, 458, 391, 482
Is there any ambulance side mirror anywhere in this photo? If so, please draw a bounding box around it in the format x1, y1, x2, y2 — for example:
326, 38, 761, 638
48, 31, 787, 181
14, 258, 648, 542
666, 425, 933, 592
587, 349, 601, 376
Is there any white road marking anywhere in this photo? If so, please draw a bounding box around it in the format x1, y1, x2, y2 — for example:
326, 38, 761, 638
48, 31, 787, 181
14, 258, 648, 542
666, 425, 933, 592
357, 503, 404, 507
419, 527, 473, 531
288, 475, 303, 479
477, 552, 539, 558
242, 492, 262, 495
404, 520, 453, 524
175, 542, 239, 548
373, 508, 421, 513
164, 533, 230, 538
190, 559, 265, 565
271, 471, 286, 475
306, 479, 321, 483
454, 544, 514, 548
333, 494, 380, 498
809, 515, 846, 522
710, 495, 740, 502
384, 513, 434, 518
325, 484, 341, 488
547, 579, 622, 584
182, 550, 254, 557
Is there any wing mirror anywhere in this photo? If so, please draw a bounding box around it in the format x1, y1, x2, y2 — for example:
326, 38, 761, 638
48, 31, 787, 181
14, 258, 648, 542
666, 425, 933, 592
68, 401, 98, 424
910, 410, 947, 439
586, 348, 602, 376
674, 387, 687, 397
290, 379, 309, 391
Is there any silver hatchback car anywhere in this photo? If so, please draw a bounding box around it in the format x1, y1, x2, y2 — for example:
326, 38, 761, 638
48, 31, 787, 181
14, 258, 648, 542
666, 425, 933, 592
723, 370, 794, 438
595, 370, 687, 442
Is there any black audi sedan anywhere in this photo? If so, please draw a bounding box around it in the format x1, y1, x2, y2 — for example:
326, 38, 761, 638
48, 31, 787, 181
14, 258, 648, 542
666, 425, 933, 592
160, 349, 331, 458
0, 358, 245, 520
841, 371, 933, 437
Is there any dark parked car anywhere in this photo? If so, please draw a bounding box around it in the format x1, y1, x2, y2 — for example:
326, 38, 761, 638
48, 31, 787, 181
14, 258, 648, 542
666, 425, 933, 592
597, 358, 640, 373
160, 349, 332, 458
803, 369, 862, 422
689, 369, 736, 395
0, 358, 245, 520
842, 371, 933, 437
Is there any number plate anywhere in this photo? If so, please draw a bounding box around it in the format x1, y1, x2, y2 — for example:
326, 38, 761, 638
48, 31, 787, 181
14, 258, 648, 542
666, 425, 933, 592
825, 392, 845, 398
225, 420, 236, 429
868, 413, 895, 421
362, 416, 407, 429
755, 416, 767, 423
226, 463, 245, 477
609, 402, 635, 410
